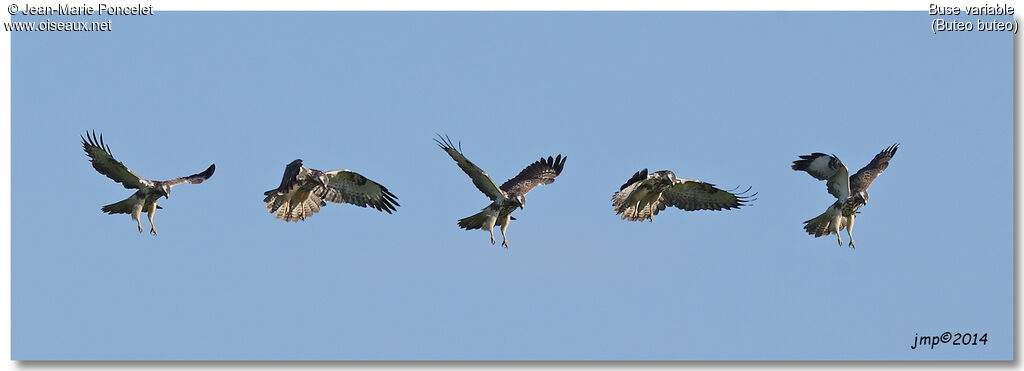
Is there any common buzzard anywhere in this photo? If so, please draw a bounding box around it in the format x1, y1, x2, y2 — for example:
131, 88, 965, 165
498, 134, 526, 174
81, 131, 215, 235
612, 169, 754, 222
435, 134, 565, 247
263, 159, 398, 222
792, 144, 899, 248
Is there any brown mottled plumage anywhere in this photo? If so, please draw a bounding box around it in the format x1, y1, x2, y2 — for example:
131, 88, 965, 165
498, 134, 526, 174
435, 134, 565, 248
81, 131, 215, 235
263, 159, 398, 222
612, 169, 754, 222
793, 144, 899, 248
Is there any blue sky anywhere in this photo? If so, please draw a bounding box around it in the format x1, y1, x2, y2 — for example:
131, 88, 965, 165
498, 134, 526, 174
11, 12, 1011, 360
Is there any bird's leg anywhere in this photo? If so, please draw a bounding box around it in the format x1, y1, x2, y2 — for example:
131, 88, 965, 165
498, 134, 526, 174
132, 206, 143, 233
147, 203, 158, 236
484, 214, 498, 245
847, 215, 856, 249
500, 222, 509, 248
831, 213, 843, 247
640, 194, 659, 222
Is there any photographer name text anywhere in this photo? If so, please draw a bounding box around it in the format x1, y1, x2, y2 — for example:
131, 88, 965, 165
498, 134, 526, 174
9, 3, 152, 16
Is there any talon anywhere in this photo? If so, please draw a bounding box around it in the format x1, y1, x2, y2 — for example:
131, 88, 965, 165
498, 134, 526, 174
150, 228, 157, 236
502, 239, 509, 248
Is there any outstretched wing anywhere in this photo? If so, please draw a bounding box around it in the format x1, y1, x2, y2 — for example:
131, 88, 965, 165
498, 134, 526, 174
500, 155, 566, 196
81, 131, 150, 189
317, 170, 399, 213
265, 159, 303, 196
162, 164, 216, 187
619, 168, 648, 191
791, 152, 850, 200
850, 144, 898, 193
434, 134, 504, 201
659, 179, 755, 211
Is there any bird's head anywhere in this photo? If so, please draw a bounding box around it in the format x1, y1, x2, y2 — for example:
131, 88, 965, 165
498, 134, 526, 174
160, 184, 172, 199
513, 195, 526, 210
299, 167, 330, 187
854, 191, 868, 205
657, 170, 677, 185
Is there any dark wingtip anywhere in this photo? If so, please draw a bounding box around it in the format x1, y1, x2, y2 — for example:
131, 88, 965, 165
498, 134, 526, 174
98, 132, 108, 154
724, 186, 757, 209
200, 164, 216, 178
793, 153, 826, 171
619, 168, 648, 191
83, 131, 95, 147
547, 154, 565, 173
791, 154, 821, 171
82, 130, 114, 157
535, 154, 566, 174
434, 133, 461, 152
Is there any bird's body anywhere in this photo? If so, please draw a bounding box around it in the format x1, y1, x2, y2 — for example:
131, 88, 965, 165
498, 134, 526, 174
435, 134, 565, 248
263, 159, 398, 222
612, 169, 754, 222
456, 201, 520, 243
81, 131, 215, 235
792, 144, 898, 248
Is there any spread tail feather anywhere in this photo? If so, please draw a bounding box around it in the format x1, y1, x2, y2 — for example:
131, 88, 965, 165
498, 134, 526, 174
101, 197, 135, 215
101, 197, 160, 215
265, 193, 325, 222
803, 210, 832, 237
457, 211, 489, 230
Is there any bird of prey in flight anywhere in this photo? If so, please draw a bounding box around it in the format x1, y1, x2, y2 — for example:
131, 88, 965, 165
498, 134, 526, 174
612, 169, 754, 222
263, 159, 398, 222
791, 144, 899, 248
81, 131, 215, 235
435, 134, 566, 248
